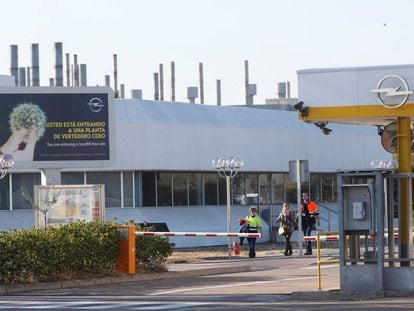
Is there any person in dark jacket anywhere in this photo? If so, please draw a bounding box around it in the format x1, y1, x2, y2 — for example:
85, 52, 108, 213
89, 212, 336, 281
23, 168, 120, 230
276, 202, 297, 256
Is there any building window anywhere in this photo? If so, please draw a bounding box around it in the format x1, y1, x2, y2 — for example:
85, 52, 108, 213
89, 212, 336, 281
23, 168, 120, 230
285, 176, 297, 204
134, 172, 141, 207
123, 172, 133, 208
86, 172, 121, 208
12, 173, 41, 210
173, 173, 188, 206
157, 173, 172, 207
310, 174, 321, 203
245, 174, 258, 205
232, 174, 245, 205
321, 174, 335, 203
218, 176, 226, 205
61, 172, 84, 185
204, 173, 217, 205
188, 173, 202, 206
259, 174, 271, 205
142, 172, 156, 207
271, 173, 285, 204
0, 176, 10, 210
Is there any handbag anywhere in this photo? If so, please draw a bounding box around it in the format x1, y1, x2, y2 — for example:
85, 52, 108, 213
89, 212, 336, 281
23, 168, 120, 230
278, 224, 286, 236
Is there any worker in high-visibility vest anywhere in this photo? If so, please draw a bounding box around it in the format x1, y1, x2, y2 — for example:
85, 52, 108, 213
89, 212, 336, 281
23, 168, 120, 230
301, 192, 320, 255
245, 206, 262, 258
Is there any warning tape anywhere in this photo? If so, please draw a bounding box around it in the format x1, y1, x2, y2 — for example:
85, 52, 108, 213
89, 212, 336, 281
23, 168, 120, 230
135, 231, 262, 238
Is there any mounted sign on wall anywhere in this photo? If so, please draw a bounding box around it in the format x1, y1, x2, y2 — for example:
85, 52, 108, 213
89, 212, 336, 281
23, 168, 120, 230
0, 87, 115, 169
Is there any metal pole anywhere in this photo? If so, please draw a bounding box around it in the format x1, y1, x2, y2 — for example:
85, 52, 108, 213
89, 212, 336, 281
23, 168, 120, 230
397, 117, 412, 266
296, 160, 303, 257
171, 61, 175, 101
159, 63, 164, 101
199, 62, 204, 104
216, 79, 221, 106
244, 60, 249, 105
65, 53, 70, 86
226, 176, 232, 259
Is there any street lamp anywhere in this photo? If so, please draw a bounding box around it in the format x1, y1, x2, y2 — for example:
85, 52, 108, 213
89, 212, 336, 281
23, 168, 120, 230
212, 156, 244, 258
0, 154, 15, 179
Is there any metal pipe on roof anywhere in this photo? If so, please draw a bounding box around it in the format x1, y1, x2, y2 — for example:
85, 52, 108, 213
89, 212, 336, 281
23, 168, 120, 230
171, 61, 175, 101
26, 67, 31, 86
244, 60, 249, 105
31, 43, 40, 86
120, 84, 125, 98
113, 54, 118, 98
154, 72, 159, 100
80, 64, 87, 86
54, 42, 63, 86
65, 53, 70, 86
18, 67, 26, 86
49, 78, 54, 86
216, 79, 221, 106
71, 64, 74, 86
199, 62, 204, 104
73, 54, 79, 87
286, 81, 291, 98
159, 63, 164, 101
10, 45, 18, 86
105, 75, 110, 87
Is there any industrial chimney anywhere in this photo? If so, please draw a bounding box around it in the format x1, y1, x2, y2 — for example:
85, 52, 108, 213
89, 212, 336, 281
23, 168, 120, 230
54, 42, 63, 86
31, 43, 40, 86
10, 45, 18, 86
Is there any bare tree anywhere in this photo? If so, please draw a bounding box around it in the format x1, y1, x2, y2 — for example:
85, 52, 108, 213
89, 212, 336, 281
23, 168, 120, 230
21, 187, 61, 228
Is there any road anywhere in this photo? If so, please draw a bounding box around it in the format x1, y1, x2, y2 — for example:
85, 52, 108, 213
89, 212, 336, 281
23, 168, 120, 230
1, 256, 414, 310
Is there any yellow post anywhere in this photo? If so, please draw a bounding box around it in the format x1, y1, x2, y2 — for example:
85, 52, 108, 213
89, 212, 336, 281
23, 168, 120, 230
397, 117, 412, 266
117, 225, 136, 274
317, 232, 322, 290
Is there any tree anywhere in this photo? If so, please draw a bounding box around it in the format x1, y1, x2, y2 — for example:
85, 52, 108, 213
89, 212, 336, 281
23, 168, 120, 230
21, 187, 61, 228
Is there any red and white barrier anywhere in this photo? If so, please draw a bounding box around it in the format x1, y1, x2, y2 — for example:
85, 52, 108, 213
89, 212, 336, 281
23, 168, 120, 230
304, 233, 402, 242
135, 231, 261, 238
304, 235, 339, 242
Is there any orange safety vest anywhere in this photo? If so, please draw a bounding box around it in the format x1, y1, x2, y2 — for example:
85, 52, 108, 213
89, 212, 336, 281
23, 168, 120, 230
301, 201, 318, 214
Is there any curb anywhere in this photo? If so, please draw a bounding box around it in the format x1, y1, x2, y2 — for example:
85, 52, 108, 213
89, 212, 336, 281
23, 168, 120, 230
291, 290, 414, 301
0, 265, 253, 294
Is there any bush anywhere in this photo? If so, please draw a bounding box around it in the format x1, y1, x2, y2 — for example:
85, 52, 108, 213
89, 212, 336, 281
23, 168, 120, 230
127, 222, 173, 272
0, 221, 121, 284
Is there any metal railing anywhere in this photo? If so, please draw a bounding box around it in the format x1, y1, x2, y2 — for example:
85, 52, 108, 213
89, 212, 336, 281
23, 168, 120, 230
315, 231, 340, 290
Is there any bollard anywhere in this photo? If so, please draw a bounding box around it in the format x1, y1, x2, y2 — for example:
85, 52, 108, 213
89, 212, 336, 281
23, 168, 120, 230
117, 225, 136, 274
233, 241, 240, 255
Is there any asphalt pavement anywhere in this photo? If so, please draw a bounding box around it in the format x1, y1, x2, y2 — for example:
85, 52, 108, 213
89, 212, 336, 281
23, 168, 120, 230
1, 248, 414, 302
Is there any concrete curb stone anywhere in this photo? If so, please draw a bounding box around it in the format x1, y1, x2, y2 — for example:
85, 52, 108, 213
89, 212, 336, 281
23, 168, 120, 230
0, 265, 253, 294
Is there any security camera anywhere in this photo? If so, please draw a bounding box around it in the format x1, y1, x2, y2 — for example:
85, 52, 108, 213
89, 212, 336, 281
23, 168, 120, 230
293, 101, 309, 117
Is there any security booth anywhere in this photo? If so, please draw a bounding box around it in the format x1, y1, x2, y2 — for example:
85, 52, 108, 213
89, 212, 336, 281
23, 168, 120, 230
297, 64, 414, 291
337, 169, 414, 290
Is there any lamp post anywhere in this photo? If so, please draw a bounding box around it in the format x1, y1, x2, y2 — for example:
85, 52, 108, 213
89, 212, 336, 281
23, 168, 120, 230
0, 154, 14, 179
212, 156, 243, 258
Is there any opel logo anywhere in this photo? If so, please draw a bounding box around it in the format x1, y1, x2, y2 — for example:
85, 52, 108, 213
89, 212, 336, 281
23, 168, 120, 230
371, 75, 413, 109
87, 97, 104, 112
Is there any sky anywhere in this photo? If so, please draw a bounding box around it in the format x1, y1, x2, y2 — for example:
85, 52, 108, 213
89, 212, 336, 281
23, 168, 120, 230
1, 0, 413, 105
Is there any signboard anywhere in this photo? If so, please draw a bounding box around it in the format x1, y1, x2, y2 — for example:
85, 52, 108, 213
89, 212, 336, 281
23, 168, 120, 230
288, 159, 310, 182
0, 87, 114, 169
34, 184, 105, 228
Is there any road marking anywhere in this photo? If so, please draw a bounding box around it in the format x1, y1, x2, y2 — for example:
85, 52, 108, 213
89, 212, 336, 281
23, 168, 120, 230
149, 275, 339, 296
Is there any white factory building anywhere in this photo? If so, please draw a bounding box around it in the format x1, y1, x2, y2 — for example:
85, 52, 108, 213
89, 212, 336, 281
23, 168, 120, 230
0, 98, 390, 247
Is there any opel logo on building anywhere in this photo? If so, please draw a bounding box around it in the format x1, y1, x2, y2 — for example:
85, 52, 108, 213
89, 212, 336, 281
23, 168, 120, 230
371, 75, 413, 109
87, 97, 104, 112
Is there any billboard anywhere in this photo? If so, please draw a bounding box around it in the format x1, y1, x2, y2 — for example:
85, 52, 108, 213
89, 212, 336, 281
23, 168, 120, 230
0, 87, 114, 169
34, 184, 105, 228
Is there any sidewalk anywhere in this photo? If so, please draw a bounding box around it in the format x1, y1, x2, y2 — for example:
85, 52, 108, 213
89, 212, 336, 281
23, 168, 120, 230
1, 249, 413, 301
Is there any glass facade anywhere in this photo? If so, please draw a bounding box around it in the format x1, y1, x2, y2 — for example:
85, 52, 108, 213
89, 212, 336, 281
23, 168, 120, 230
86, 172, 121, 208
12, 173, 41, 210
0, 176, 10, 210
0, 170, 339, 210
